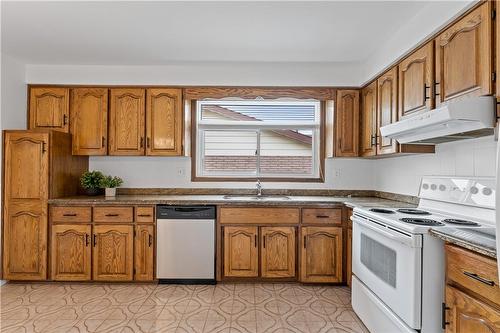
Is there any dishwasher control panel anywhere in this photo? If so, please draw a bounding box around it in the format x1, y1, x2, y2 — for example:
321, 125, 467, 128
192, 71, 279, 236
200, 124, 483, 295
156, 205, 216, 219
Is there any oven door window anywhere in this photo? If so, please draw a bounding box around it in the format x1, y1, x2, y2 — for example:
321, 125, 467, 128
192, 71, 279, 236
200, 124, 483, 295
360, 233, 397, 288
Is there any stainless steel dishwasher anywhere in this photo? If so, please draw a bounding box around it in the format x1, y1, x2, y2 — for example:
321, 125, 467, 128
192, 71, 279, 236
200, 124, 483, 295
156, 205, 216, 284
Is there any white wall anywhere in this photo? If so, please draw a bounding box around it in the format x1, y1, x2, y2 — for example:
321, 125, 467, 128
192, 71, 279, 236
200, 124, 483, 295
374, 136, 497, 196
1, 53, 26, 129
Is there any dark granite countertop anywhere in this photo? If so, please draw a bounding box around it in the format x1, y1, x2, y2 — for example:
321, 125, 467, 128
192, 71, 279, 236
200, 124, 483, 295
49, 194, 416, 208
430, 228, 497, 259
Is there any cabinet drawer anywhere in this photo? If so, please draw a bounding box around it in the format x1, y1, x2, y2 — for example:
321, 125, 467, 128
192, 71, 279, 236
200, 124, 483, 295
51, 206, 92, 223
94, 206, 134, 223
302, 208, 342, 224
219, 207, 300, 224
135, 206, 155, 223
446, 244, 499, 306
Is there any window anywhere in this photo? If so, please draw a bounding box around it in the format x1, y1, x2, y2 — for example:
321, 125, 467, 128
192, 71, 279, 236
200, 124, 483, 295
195, 100, 321, 180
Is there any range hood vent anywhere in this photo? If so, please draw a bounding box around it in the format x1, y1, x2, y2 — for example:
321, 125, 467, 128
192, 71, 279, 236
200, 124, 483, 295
380, 96, 496, 144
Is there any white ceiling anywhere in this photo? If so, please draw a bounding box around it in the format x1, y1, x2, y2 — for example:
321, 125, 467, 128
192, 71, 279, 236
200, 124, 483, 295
3, 1, 434, 65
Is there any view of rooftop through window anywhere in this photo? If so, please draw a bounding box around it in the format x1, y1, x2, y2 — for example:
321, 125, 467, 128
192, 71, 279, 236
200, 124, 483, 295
196, 100, 320, 179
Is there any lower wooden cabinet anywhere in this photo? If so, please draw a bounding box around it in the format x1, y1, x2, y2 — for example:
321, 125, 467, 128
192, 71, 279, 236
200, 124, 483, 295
51, 224, 91, 281
134, 225, 154, 281
300, 226, 343, 283
223, 226, 259, 277
93, 224, 134, 281
445, 286, 500, 333
261, 227, 295, 278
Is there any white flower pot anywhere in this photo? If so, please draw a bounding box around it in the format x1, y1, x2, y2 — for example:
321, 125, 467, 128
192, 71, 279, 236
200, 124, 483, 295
105, 188, 116, 197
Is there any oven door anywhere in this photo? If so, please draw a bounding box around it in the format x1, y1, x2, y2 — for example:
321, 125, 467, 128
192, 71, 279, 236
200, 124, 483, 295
352, 215, 423, 329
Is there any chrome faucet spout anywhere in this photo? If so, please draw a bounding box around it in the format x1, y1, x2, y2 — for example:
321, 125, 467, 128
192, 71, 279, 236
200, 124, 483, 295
256, 179, 262, 196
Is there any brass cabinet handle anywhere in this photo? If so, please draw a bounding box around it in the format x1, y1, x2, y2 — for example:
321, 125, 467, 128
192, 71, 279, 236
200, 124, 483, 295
316, 215, 330, 219
85, 234, 90, 247
263, 235, 266, 248
303, 236, 307, 249
424, 84, 430, 100
148, 234, 153, 247
93, 234, 97, 246
138, 214, 151, 217
254, 234, 257, 247
63, 213, 77, 217
463, 271, 495, 286
441, 303, 450, 329
434, 82, 440, 96
147, 137, 151, 148
140, 137, 144, 148
105, 214, 119, 217
102, 137, 106, 148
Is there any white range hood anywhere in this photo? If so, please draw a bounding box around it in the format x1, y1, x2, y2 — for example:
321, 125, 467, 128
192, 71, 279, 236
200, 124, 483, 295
380, 96, 496, 144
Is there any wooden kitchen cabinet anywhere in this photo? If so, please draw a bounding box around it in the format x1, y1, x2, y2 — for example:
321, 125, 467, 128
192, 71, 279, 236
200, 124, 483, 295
223, 226, 258, 277
70, 88, 108, 155
360, 81, 377, 157
146, 88, 183, 156
345, 207, 353, 287
93, 224, 134, 281
261, 227, 296, 278
445, 286, 500, 333
3, 201, 48, 280
29, 87, 69, 132
109, 88, 146, 155
134, 224, 154, 281
435, 2, 493, 106
399, 41, 434, 117
335, 90, 359, 157
51, 224, 92, 281
377, 67, 398, 155
300, 226, 342, 283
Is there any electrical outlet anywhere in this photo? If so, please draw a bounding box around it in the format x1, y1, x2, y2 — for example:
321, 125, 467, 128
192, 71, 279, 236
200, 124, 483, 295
176, 167, 185, 176
334, 168, 341, 177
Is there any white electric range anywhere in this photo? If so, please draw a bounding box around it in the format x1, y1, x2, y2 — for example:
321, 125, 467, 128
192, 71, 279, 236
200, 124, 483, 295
351, 177, 496, 333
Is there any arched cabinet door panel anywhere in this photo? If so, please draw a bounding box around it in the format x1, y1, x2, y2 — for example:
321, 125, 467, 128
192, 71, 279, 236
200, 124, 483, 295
360, 82, 377, 157
29, 87, 69, 132
134, 224, 154, 281
300, 226, 342, 283
51, 224, 91, 281
377, 67, 398, 155
223, 226, 258, 277
261, 227, 296, 278
335, 90, 359, 157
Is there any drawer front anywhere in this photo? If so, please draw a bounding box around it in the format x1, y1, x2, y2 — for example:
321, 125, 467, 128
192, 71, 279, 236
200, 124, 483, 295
135, 206, 155, 223
51, 206, 92, 223
446, 244, 499, 306
302, 208, 342, 224
94, 206, 134, 223
219, 207, 300, 224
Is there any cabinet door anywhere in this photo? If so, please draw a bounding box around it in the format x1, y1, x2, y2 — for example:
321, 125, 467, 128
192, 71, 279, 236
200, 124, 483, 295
445, 286, 500, 333
360, 82, 377, 157
300, 226, 342, 283
134, 225, 154, 281
435, 2, 493, 106
29, 87, 69, 132
70, 88, 108, 155
4, 132, 49, 201
335, 90, 359, 157
261, 227, 295, 278
51, 224, 91, 281
3, 201, 47, 280
346, 228, 352, 287
146, 88, 183, 156
109, 88, 145, 155
399, 42, 434, 117
223, 226, 258, 277
93, 225, 134, 281
377, 67, 398, 155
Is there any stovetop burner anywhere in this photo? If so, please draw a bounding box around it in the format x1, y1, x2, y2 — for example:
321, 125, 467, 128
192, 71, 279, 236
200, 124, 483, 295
369, 208, 395, 214
400, 217, 444, 226
397, 208, 431, 215
442, 218, 480, 226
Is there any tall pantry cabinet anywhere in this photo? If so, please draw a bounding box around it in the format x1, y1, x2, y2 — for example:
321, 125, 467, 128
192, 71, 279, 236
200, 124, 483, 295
2, 130, 88, 280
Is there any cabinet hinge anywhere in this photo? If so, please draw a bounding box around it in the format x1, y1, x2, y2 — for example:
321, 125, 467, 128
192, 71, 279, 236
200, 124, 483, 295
493, 72, 496, 82
492, 9, 496, 19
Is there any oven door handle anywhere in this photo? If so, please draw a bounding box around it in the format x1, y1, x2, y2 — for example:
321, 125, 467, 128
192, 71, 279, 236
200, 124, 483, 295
353, 217, 422, 248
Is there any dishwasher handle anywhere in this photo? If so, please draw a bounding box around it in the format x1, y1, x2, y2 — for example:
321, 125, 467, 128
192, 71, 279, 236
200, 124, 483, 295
157, 205, 216, 219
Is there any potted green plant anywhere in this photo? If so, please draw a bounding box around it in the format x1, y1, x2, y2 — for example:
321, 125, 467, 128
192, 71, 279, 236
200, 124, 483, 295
80, 171, 104, 196
100, 175, 124, 197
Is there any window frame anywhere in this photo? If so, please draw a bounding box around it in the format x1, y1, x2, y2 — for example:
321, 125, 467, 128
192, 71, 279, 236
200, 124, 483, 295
191, 99, 326, 182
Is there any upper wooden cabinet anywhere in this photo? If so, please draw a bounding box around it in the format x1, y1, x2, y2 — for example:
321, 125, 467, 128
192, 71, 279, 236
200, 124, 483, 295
261, 227, 295, 278
29, 87, 69, 132
109, 88, 146, 156
399, 42, 434, 117
360, 82, 377, 157
377, 67, 399, 155
435, 2, 493, 106
146, 88, 183, 156
335, 90, 359, 157
300, 226, 342, 283
223, 226, 258, 278
70, 88, 108, 155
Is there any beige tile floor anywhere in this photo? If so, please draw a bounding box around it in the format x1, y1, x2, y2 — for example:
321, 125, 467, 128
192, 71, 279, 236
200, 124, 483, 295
0, 283, 369, 333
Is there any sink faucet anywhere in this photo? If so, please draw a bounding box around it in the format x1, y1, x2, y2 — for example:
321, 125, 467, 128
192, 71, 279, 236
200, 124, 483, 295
256, 179, 262, 197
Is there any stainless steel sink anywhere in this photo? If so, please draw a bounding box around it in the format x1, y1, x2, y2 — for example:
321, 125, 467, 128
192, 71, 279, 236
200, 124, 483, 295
222, 194, 291, 201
